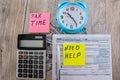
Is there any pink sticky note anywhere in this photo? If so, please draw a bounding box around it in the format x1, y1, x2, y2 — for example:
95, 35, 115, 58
29, 12, 50, 33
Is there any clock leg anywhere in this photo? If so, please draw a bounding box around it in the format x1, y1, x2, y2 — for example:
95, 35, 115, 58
82, 28, 87, 34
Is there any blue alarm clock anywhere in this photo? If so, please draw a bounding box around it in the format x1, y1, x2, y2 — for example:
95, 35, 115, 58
56, 0, 88, 33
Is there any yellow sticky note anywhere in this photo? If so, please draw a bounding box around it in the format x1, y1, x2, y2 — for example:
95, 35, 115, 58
63, 44, 86, 66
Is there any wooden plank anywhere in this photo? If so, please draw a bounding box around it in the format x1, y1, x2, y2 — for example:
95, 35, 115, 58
106, 0, 120, 80
0, 1, 2, 79
0, 0, 10, 79
85, 0, 106, 33
1, 0, 27, 80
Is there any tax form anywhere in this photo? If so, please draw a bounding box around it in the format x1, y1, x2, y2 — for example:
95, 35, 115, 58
52, 34, 112, 80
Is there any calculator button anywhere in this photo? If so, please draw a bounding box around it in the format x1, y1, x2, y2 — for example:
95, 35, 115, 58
34, 60, 38, 64
28, 74, 33, 78
34, 65, 38, 69
29, 56, 33, 59
34, 52, 38, 54
23, 65, 28, 68
34, 70, 38, 73
39, 61, 43, 64
19, 51, 23, 54
24, 52, 28, 54
28, 69, 33, 73
34, 70, 38, 78
29, 65, 33, 68
18, 60, 23, 63
29, 60, 33, 64
18, 69, 22, 73
23, 69, 27, 73
39, 52, 43, 55
34, 74, 38, 78
18, 65, 23, 68
19, 55, 23, 59
23, 74, 27, 78
29, 52, 33, 54
24, 55, 28, 59
39, 56, 43, 59
39, 70, 43, 78
39, 65, 43, 69
34, 56, 38, 59
23, 60, 28, 64
18, 74, 22, 77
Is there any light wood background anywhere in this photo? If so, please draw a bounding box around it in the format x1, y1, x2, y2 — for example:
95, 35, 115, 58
0, 0, 120, 80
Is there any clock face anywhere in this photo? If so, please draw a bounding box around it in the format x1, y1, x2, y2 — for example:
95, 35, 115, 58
59, 4, 85, 29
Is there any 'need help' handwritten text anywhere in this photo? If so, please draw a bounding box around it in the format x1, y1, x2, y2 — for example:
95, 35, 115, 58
63, 44, 86, 66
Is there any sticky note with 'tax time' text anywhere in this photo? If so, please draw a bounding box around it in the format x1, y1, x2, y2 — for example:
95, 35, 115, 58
29, 12, 50, 33
63, 43, 86, 66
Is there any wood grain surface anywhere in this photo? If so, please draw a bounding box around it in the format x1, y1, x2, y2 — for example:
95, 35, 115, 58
0, 0, 120, 80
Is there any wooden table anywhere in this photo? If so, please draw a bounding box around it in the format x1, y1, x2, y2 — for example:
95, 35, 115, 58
0, 0, 120, 80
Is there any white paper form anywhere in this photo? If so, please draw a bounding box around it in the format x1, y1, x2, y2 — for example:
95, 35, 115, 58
52, 34, 112, 80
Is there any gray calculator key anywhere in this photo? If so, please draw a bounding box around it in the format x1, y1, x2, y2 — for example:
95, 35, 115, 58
18, 64, 23, 68
18, 69, 22, 73
24, 60, 28, 64
34, 56, 38, 59
24, 55, 28, 59
39, 61, 43, 64
18, 60, 23, 63
34, 60, 38, 64
29, 56, 33, 59
39, 56, 43, 59
29, 60, 33, 64
34, 52, 38, 54
29, 52, 33, 54
39, 70, 43, 78
29, 65, 33, 68
24, 52, 28, 54
18, 74, 22, 77
23, 74, 27, 78
28, 74, 33, 78
28, 69, 33, 73
23, 69, 27, 73
39, 65, 43, 69
34, 70, 38, 78
34, 65, 38, 69
23, 65, 28, 68
39, 52, 43, 55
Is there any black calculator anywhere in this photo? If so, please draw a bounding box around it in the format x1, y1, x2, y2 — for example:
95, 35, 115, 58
16, 34, 46, 79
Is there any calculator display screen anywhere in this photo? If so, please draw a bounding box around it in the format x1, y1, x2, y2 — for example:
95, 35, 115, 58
20, 40, 43, 48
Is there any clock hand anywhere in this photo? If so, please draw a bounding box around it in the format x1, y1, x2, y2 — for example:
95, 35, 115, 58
67, 13, 77, 27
